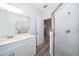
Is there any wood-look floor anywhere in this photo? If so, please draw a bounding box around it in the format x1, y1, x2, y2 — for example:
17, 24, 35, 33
35, 36, 50, 56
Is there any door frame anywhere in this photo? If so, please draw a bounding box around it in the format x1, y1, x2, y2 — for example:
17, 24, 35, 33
35, 16, 44, 46
51, 3, 63, 56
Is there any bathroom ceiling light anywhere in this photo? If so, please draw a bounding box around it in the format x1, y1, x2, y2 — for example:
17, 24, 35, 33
43, 4, 48, 8
66, 4, 70, 7
0, 3, 21, 14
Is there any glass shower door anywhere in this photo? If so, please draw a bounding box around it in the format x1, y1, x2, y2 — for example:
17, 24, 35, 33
54, 3, 79, 56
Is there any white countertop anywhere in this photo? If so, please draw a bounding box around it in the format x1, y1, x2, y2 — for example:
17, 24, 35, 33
0, 33, 36, 46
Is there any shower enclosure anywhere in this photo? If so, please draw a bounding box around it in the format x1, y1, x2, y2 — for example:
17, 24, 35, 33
52, 3, 79, 56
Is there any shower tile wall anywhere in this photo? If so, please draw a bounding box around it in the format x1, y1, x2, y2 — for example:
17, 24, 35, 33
54, 3, 79, 56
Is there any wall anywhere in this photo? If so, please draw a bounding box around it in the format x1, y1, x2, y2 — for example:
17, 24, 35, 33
0, 3, 44, 46
54, 3, 79, 56
42, 10, 52, 20
42, 4, 59, 20
12, 4, 44, 46
8, 3, 42, 35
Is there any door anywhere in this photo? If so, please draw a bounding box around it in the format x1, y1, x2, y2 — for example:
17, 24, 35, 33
36, 16, 44, 46
55, 3, 79, 56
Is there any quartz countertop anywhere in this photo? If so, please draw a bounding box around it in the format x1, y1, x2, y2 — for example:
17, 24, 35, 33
0, 33, 36, 46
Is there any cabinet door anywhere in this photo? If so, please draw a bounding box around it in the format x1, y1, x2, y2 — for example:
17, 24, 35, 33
28, 38, 36, 56
0, 52, 10, 56
14, 38, 36, 56
14, 45, 28, 56
14, 40, 29, 56
0, 50, 14, 56
0, 38, 36, 56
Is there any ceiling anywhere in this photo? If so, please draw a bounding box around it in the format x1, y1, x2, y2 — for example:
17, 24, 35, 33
8, 3, 60, 13
31, 3, 59, 13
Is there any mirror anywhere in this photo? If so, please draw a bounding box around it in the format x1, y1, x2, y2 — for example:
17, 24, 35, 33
16, 15, 30, 34
0, 8, 31, 37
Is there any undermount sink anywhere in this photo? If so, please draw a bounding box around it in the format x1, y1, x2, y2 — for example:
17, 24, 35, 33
7, 36, 14, 38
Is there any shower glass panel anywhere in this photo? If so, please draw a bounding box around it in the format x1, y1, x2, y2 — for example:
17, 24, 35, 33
53, 3, 79, 56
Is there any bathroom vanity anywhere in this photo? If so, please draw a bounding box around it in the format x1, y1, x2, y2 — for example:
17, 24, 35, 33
0, 33, 36, 56
0, 6, 37, 56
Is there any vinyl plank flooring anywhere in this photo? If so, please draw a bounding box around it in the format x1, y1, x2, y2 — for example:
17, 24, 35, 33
35, 36, 50, 56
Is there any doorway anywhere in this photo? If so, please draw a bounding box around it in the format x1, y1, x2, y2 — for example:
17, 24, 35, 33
35, 17, 52, 56
44, 18, 51, 39
44, 18, 52, 55
44, 18, 52, 56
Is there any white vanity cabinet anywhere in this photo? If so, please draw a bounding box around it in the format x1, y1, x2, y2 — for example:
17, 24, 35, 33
14, 38, 36, 56
0, 37, 36, 56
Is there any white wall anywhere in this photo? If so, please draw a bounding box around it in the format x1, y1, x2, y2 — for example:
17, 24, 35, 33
14, 4, 44, 46
42, 4, 59, 20
0, 3, 44, 46
9, 3, 42, 35
54, 3, 79, 56
42, 10, 52, 20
